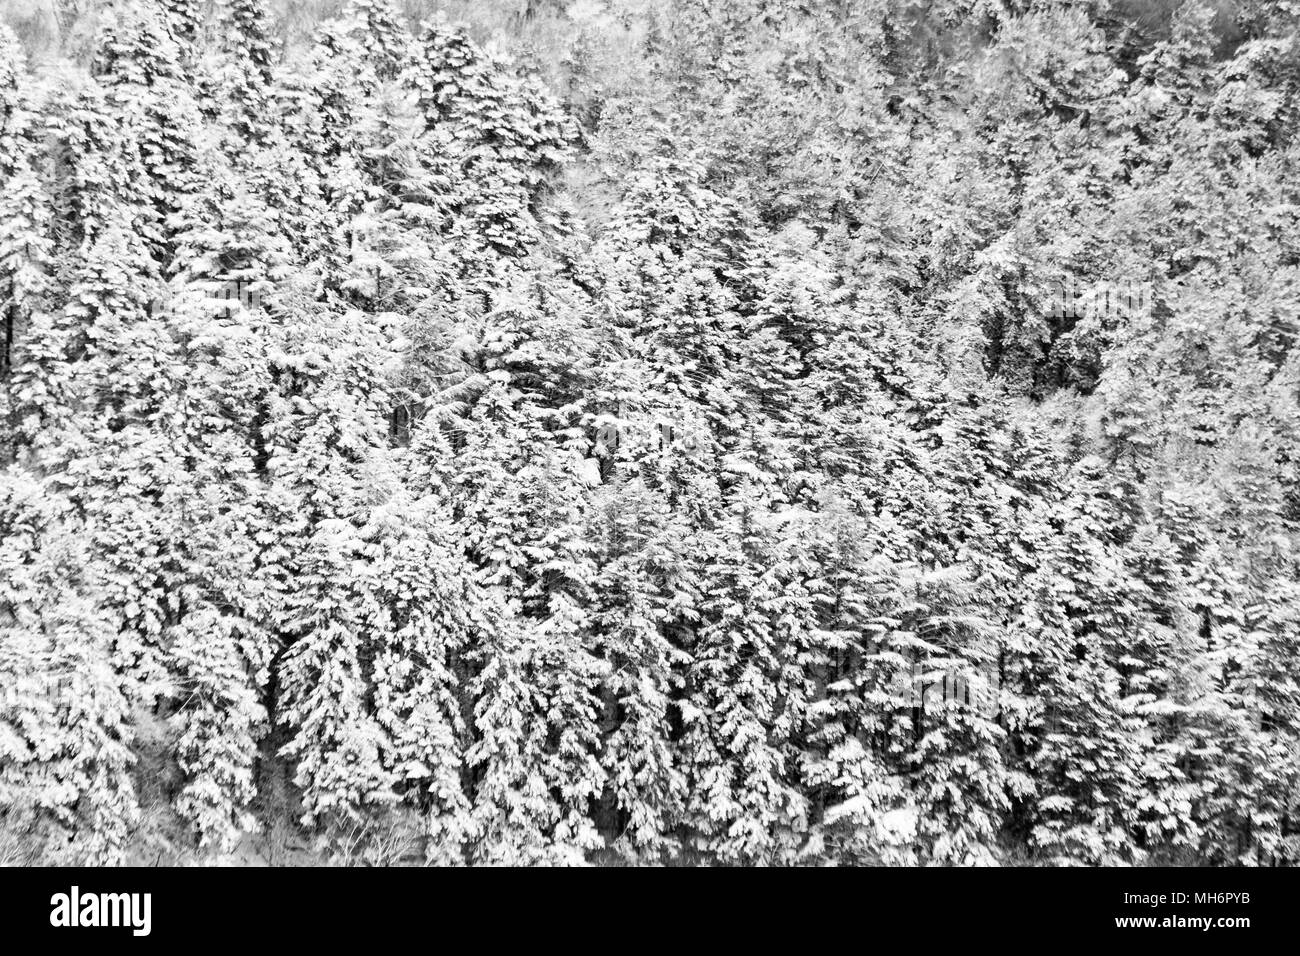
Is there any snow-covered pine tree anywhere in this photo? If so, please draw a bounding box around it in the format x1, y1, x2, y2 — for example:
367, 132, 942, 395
0, 474, 139, 864
0, 26, 53, 450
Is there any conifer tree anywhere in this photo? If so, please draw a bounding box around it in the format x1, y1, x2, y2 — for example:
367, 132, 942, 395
0, 474, 139, 864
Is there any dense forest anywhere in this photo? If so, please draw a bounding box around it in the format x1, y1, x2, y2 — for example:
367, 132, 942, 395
0, 0, 1298, 866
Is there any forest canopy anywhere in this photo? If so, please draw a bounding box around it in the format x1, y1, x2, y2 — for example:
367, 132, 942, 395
1, 0, 1299, 866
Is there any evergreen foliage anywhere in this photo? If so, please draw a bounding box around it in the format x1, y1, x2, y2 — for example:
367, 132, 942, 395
1, 0, 1298, 866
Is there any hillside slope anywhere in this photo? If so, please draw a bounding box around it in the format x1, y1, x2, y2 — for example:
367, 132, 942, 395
1, 0, 1299, 866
